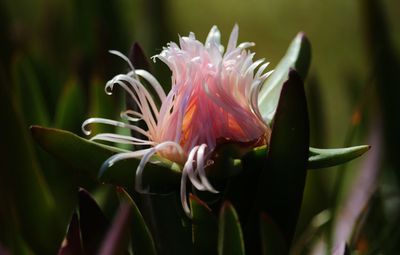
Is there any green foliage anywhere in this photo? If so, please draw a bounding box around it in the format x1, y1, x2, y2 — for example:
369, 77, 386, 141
258, 69, 309, 243
308, 146, 371, 169
258, 32, 311, 124
190, 194, 218, 255
1, 1, 388, 250
54, 79, 85, 133
30, 126, 181, 192
218, 202, 245, 255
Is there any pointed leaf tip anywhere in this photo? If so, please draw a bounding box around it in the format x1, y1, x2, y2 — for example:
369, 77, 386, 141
129, 42, 151, 71
218, 201, 245, 255
258, 32, 311, 124
308, 145, 371, 169
30, 126, 181, 193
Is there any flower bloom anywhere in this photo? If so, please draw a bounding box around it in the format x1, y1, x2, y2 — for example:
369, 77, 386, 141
83, 25, 272, 216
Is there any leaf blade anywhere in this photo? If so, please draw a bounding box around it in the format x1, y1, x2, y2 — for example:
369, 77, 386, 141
218, 201, 245, 255
30, 126, 181, 192
257, 69, 309, 243
258, 32, 311, 123
190, 194, 218, 255
308, 145, 370, 169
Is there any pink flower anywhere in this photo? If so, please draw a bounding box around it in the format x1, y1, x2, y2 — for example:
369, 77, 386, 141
83, 25, 272, 216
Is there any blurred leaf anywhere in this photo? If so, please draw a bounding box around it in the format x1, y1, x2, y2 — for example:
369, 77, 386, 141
30, 126, 181, 192
0, 71, 60, 254
58, 212, 84, 255
190, 194, 218, 255
117, 188, 156, 255
98, 203, 132, 255
361, 0, 400, 185
54, 78, 85, 132
260, 213, 287, 255
218, 201, 245, 255
258, 32, 311, 123
308, 145, 370, 169
257, 69, 309, 243
89, 77, 115, 135
78, 188, 109, 255
12, 55, 50, 126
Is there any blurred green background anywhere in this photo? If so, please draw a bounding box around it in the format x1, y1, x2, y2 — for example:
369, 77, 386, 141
1, 0, 400, 254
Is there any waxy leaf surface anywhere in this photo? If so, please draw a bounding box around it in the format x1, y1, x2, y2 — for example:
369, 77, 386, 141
258, 32, 311, 123
30, 126, 181, 193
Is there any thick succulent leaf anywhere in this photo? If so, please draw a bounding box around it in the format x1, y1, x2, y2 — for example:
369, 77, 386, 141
117, 188, 156, 255
218, 201, 245, 255
54, 79, 85, 133
258, 32, 311, 123
257, 69, 309, 244
78, 189, 109, 255
244, 145, 370, 169
58, 212, 84, 255
30, 126, 181, 192
190, 194, 218, 255
98, 204, 132, 255
308, 145, 370, 169
260, 213, 287, 255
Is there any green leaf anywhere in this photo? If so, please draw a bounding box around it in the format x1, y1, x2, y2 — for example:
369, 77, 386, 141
260, 213, 287, 255
30, 126, 181, 193
12, 55, 50, 126
308, 145, 370, 169
243, 145, 370, 170
218, 201, 245, 255
54, 78, 85, 133
117, 188, 157, 255
258, 32, 311, 123
257, 69, 309, 244
0, 71, 60, 255
190, 194, 218, 255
